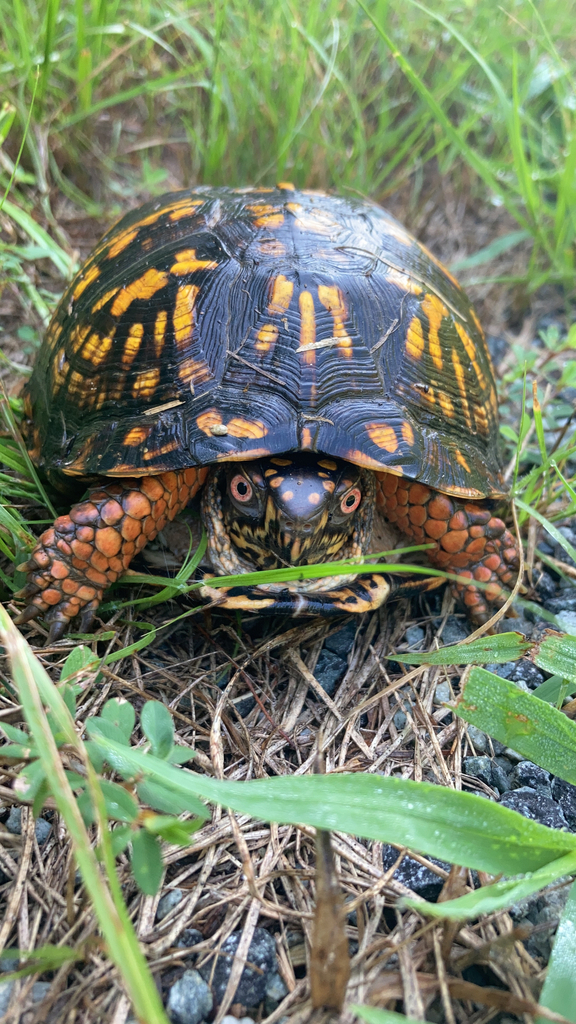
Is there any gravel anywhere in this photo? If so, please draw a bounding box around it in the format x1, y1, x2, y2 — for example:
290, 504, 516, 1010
405, 625, 425, 647
467, 725, 488, 752
167, 970, 213, 1024
510, 762, 551, 793
551, 778, 576, 828
313, 649, 346, 696
499, 788, 570, 830
382, 845, 449, 901
199, 927, 277, 1008
439, 616, 470, 646
434, 681, 451, 704
463, 756, 493, 788
5, 808, 52, 844
157, 889, 184, 921
324, 621, 357, 658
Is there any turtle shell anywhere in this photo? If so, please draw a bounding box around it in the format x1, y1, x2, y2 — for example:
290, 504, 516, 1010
23, 185, 505, 500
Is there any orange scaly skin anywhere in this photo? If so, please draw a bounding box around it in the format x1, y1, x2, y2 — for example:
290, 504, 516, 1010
15, 468, 207, 642
375, 472, 520, 624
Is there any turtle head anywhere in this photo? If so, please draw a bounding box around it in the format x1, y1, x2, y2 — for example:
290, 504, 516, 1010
203, 454, 375, 573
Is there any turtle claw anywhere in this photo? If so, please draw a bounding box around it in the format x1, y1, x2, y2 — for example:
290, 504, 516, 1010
79, 606, 96, 633
14, 604, 43, 625
13, 582, 41, 601
47, 619, 68, 644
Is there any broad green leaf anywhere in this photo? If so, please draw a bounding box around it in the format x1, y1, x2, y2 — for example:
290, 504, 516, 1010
101, 699, 136, 743
392, 631, 529, 666
136, 778, 209, 819
130, 830, 164, 895
533, 675, 576, 703
456, 668, 576, 784
1, 723, 31, 744
536, 879, 576, 1024
401, 850, 576, 920
353, 1007, 424, 1024
167, 744, 195, 765
143, 815, 203, 845
110, 825, 132, 858
100, 780, 138, 823
0, 743, 37, 760
60, 646, 100, 684
86, 716, 131, 748
141, 701, 174, 759
532, 632, 576, 683
90, 735, 576, 876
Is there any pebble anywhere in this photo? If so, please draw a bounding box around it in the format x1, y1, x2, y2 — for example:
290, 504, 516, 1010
439, 616, 470, 646
535, 572, 557, 603
232, 695, 256, 718
0, 980, 14, 1016
509, 660, 546, 690
551, 778, 576, 829
393, 710, 407, 731
485, 662, 514, 679
499, 788, 570, 830
31, 982, 51, 1004
467, 725, 488, 752
556, 611, 576, 636
264, 971, 288, 1013
434, 681, 451, 705
463, 756, 493, 788
405, 625, 425, 647
382, 845, 449, 901
545, 585, 576, 614
221, 1017, 255, 1024
491, 763, 511, 794
510, 762, 551, 793
5, 808, 51, 844
313, 649, 346, 696
167, 969, 213, 1024
324, 622, 357, 658
177, 929, 204, 950
157, 889, 184, 921
199, 928, 277, 1007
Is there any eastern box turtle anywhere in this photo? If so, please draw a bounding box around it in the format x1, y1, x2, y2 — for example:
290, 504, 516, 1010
15, 185, 520, 641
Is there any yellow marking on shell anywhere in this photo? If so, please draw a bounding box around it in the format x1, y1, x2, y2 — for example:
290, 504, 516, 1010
154, 309, 168, 357
471, 308, 485, 338
67, 369, 88, 395
366, 423, 398, 453
308, 492, 321, 506
268, 275, 294, 314
385, 267, 423, 295
143, 439, 180, 461
299, 291, 316, 364
132, 367, 160, 398
286, 203, 340, 236
173, 284, 200, 348
406, 315, 425, 360
111, 269, 169, 318
91, 287, 120, 314
322, 479, 335, 492
178, 356, 211, 385
439, 392, 455, 419
301, 427, 313, 448
106, 228, 138, 260
124, 426, 151, 446
277, 181, 295, 190
258, 239, 286, 257
196, 410, 223, 435
255, 323, 279, 353
122, 323, 144, 366
474, 405, 490, 435
170, 249, 218, 275
422, 293, 448, 371
69, 323, 91, 353
81, 331, 114, 366
168, 200, 204, 220
455, 321, 486, 389
271, 457, 292, 466
282, 489, 294, 500
72, 263, 100, 301
347, 449, 404, 473
51, 346, 68, 391
318, 459, 337, 470
451, 348, 473, 430
226, 417, 268, 439
264, 468, 277, 478
489, 384, 498, 418
317, 285, 352, 357
247, 204, 284, 229
401, 421, 415, 445
455, 450, 471, 472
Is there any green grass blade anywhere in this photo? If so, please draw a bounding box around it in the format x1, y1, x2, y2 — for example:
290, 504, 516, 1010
536, 878, 576, 1024
391, 632, 530, 666
353, 1009, 425, 1024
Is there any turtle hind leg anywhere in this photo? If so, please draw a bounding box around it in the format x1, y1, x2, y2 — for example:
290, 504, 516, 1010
14, 468, 206, 641
375, 472, 521, 625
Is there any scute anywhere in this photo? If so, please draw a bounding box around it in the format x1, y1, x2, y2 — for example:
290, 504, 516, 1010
23, 186, 505, 498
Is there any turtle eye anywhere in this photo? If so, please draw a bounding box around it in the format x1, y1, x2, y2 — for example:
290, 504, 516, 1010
230, 475, 253, 502
340, 487, 361, 514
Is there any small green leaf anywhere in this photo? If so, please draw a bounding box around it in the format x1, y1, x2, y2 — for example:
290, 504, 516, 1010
17, 759, 48, 803
143, 814, 203, 845
136, 778, 209, 819
1, 723, 31, 744
456, 668, 576, 784
100, 780, 138, 822
130, 830, 164, 895
533, 675, 576, 703
166, 744, 194, 765
77, 790, 95, 825
536, 878, 576, 1023
86, 716, 131, 747
83, 740, 105, 773
353, 1007, 424, 1024
0, 944, 82, 980
392, 631, 530, 666
60, 645, 100, 683
532, 632, 576, 684
110, 825, 132, 857
101, 698, 136, 742
0, 743, 37, 760
141, 701, 174, 759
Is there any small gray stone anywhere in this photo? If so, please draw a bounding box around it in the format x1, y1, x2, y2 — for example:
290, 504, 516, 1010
466, 725, 487, 752
500, 788, 569, 830
0, 979, 15, 1016
34, 818, 52, 845
221, 1017, 255, 1024
551, 778, 576, 829
557, 611, 576, 636
491, 762, 511, 793
0, 956, 18, 974
463, 756, 493, 787
313, 649, 346, 697
494, 755, 514, 774
324, 622, 357, 658
500, 616, 533, 637
434, 681, 451, 705
167, 969, 213, 1024
199, 927, 277, 1007
504, 747, 524, 762
382, 844, 448, 901
177, 929, 203, 950
157, 888, 184, 921
264, 972, 288, 1013
535, 572, 557, 603
393, 710, 407, 730
510, 660, 546, 689
31, 981, 51, 1004
485, 661, 515, 679
5, 808, 21, 834
545, 585, 576, 614
405, 625, 425, 647
440, 616, 470, 646
511, 762, 551, 792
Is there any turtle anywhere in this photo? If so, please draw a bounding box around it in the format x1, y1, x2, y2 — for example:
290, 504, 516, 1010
14, 184, 520, 642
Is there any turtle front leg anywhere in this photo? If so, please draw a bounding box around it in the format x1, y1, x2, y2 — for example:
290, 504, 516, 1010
14, 468, 207, 642
375, 472, 520, 624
